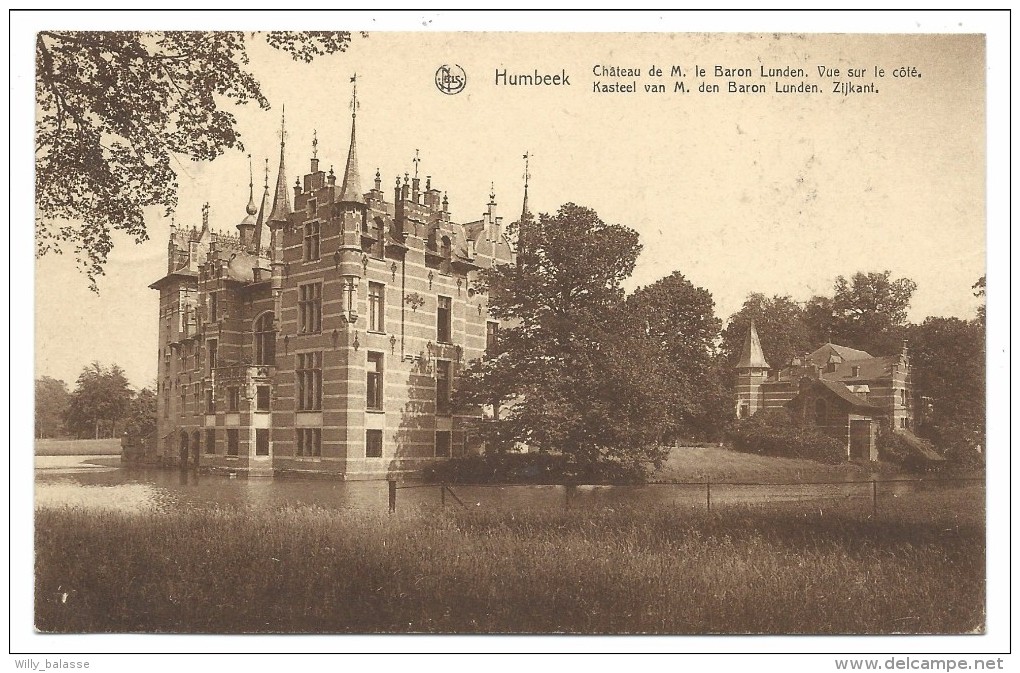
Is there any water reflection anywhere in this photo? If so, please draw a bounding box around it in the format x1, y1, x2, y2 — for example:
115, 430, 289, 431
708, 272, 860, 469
35, 456, 980, 515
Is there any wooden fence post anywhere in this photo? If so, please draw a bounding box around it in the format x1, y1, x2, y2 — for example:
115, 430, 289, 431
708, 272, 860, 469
441, 483, 446, 507
706, 479, 712, 513
388, 479, 396, 514
872, 479, 877, 518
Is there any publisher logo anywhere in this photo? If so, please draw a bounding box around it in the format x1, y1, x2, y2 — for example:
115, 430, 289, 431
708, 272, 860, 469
435, 64, 467, 95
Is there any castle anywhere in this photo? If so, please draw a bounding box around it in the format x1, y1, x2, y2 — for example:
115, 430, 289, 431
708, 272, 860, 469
734, 321, 917, 461
150, 82, 514, 478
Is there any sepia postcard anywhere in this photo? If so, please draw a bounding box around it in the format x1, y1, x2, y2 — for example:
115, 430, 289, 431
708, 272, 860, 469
14, 10, 1010, 670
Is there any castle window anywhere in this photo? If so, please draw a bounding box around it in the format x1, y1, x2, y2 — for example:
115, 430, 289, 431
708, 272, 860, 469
900, 389, 907, 407
375, 218, 386, 258
441, 236, 452, 274
255, 428, 270, 456
814, 398, 827, 426
296, 351, 322, 411
226, 429, 239, 456
851, 366, 860, 378
207, 339, 218, 376
205, 429, 216, 455
227, 386, 240, 412
205, 388, 216, 414
298, 283, 322, 334
826, 362, 837, 373
437, 296, 452, 343
303, 222, 320, 261
368, 282, 385, 333
435, 430, 452, 458
208, 291, 219, 323
486, 321, 499, 355
307, 199, 317, 217
436, 360, 452, 416
739, 402, 750, 419
193, 383, 201, 412
367, 352, 384, 410
366, 429, 383, 458
253, 312, 276, 365
180, 387, 187, 414
297, 428, 321, 457
255, 385, 271, 412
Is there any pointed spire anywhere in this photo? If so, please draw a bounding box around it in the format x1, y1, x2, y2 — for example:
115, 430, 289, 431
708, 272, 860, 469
338, 75, 365, 204
736, 319, 770, 370
521, 151, 532, 221
268, 106, 291, 226
252, 158, 270, 253
245, 154, 257, 216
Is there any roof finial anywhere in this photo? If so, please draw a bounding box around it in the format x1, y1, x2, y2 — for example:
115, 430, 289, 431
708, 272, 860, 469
245, 154, 258, 216
264, 158, 270, 190
201, 202, 210, 231
312, 129, 318, 160
489, 181, 496, 203
267, 107, 291, 225
350, 73, 359, 118
279, 104, 287, 146
413, 149, 421, 180
521, 151, 532, 220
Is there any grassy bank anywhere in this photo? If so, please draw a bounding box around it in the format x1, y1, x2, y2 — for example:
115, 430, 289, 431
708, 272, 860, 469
35, 439, 122, 456
654, 445, 901, 483
36, 489, 984, 634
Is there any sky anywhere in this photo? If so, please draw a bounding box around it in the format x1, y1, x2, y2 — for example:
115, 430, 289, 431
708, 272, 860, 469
30, 22, 990, 394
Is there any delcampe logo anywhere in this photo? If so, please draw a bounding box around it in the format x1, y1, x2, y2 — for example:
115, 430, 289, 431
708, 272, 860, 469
435, 64, 467, 95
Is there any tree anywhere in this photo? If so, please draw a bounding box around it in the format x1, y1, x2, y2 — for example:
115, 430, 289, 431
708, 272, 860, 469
973, 275, 986, 327
64, 362, 132, 439
825, 271, 917, 355
124, 387, 157, 447
457, 204, 668, 468
720, 293, 812, 371
907, 316, 985, 448
625, 271, 724, 440
36, 30, 360, 290
35, 376, 70, 439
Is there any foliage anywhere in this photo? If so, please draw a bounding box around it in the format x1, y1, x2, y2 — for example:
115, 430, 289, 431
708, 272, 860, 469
972, 275, 986, 327
729, 409, 847, 464
720, 293, 812, 370
35, 30, 360, 290
425, 452, 649, 485
624, 271, 725, 441
907, 316, 985, 449
457, 203, 667, 469
123, 387, 157, 447
35, 376, 70, 439
874, 426, 927, 472
827, 271, 917, 355
63, 362, 132, 439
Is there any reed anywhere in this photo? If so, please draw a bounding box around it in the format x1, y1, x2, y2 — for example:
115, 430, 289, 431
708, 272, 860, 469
35, 488, 984, 634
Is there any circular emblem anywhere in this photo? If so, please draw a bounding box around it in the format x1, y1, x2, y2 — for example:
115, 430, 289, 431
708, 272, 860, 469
435, 64, 467, 95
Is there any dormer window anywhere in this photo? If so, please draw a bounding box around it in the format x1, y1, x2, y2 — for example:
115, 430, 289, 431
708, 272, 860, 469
441, 236, 452, 274
851, 365, 860, 377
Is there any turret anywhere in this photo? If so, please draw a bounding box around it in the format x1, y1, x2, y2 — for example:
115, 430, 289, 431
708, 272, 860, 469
268, 108, 291, 297
335, 74, 366, 324
734, 319, 771, 419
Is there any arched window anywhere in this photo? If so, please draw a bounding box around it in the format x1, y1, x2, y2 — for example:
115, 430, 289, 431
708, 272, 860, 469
814, 398, 827, 426
441, 236, 452, 274
253, 312, 276, 366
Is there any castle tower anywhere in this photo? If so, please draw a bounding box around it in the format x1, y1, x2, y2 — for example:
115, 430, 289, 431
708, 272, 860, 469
268, 108, 291, 314
735, 319, 770, 419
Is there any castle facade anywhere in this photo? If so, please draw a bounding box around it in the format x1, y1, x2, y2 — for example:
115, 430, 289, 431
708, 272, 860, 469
150, 89, 513, 478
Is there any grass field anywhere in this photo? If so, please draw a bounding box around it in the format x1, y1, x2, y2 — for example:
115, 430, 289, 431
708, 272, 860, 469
35, 486, 984, 634
35, 439, 122, 456
653, 445, 902, 483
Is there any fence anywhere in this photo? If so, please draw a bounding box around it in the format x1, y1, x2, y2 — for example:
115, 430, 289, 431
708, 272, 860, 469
386, 476, 984, 518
